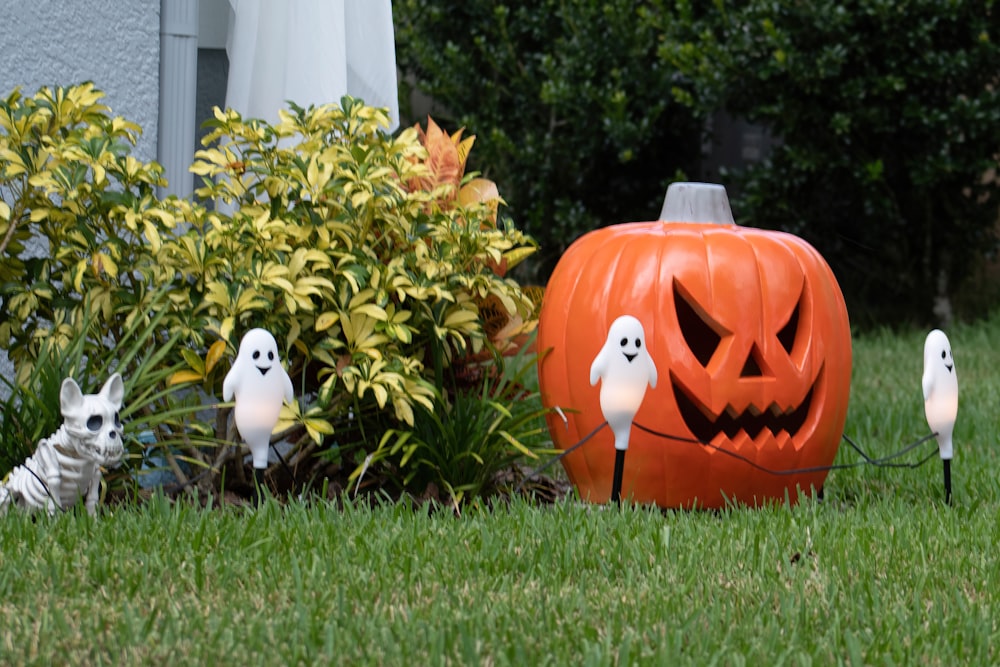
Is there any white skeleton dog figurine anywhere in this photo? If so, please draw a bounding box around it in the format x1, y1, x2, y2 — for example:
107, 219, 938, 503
0, 374, 125, 515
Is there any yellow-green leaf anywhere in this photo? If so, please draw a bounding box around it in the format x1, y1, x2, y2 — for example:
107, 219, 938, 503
180, 348, 206, 375
315, 311, 340, 332
205, 339, 228, 375
352, 303, 388, 321
143, 220, 161, 253
168, 370, 203, 386
443, 308, 478, 328
502, 246, 536, 271
220, 317, 235, 343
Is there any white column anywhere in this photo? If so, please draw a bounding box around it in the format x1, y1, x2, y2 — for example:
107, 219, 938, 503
157, 0, 199, 199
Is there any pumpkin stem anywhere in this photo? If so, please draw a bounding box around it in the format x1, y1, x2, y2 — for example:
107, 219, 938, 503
658, 182, 735, 225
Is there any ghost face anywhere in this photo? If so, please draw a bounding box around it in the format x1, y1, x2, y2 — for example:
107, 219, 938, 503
590, 315, 658, 387
924, 330, 954, 374
242, 331, 279, 377
224, 328, 293, 404
616, 325, 643, 364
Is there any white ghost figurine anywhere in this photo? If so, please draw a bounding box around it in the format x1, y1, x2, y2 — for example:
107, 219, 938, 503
223, 329, 295, 470
590, 315, 658, 451
922, 329, 958, 460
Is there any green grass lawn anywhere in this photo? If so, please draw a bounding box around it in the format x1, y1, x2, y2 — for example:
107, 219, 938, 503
2, 317, 1000, 665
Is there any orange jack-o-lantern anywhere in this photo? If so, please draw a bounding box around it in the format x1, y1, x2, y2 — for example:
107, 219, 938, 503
537, 190, 852, 508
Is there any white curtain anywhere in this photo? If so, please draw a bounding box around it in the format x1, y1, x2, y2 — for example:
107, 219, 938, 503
225, 0, 399, 131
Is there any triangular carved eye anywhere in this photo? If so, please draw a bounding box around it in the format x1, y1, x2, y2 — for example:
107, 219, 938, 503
777, 289, 802, 355
674, 281, 722, 367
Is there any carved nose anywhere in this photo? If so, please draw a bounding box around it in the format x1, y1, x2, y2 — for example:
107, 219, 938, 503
740, 344, 765, 378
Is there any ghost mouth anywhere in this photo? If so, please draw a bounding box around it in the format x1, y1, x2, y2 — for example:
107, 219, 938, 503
624, 353, 637, 363
671, 376, 813, 443
257, 366, 271, 376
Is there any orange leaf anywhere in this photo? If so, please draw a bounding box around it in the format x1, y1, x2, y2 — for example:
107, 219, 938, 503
413, 116, 463, 196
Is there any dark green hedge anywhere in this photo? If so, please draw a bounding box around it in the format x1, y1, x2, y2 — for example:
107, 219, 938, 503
396, 1, 1000, 324
394, 1, 703, 279
661, 0, 1000, 324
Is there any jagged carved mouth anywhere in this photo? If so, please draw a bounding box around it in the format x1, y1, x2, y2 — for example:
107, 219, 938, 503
672, 377, 813, 443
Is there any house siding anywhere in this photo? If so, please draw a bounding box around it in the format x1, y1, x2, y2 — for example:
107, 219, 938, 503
0, 0, 162, 388
0, 0, 162, 162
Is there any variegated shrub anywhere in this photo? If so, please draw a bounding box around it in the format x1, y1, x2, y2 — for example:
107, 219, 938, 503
1, 84, 541, 497
168, 97, 537, 434
0, 83, 179, 375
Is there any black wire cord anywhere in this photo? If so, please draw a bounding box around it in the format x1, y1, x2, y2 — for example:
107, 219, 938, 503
6, 465, 69, 513
516, 420, 939, 493
632, 422, 939, 476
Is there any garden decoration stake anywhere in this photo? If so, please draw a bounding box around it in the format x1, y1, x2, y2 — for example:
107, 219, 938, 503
590, 316, 657, 504
0, 374, 125, 515
223, 329, 294, 505
537, 182, 852, 508
922, 329, 958, 504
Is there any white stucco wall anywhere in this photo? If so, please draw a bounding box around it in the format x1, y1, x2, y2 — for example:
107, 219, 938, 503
0, 0, 161, 386
0, 0, 161, 162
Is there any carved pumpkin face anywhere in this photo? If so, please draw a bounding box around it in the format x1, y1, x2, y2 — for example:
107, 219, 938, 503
537, 221, 852, 508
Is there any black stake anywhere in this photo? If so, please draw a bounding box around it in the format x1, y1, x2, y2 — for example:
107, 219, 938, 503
610, 449, 626, 505
252, 468, 267, 507
943, 459, 952, 505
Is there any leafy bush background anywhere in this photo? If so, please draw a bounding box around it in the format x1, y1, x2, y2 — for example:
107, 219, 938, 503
661, 0, 1000, 325
396, 1, 1000, 325
393, 0, 703, 279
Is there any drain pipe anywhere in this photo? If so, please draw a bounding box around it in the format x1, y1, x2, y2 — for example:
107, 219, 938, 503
157, 0, 198, 199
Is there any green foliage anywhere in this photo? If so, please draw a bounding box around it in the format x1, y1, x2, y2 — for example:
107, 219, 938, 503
661, 0, 1000, 324
173, 98, 537, 430
1, 83, 542, 501
354, 344, 553, 504
0, 83, 180, 366
394, 0, 703, 277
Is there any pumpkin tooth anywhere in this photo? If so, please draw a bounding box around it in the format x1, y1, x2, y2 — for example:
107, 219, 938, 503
671, 376, 814, 444
772, 430, 793, 450
730, 430, 754, 450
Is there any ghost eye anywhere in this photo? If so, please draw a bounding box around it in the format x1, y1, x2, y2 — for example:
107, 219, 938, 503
87, 415, 103, 431
620, 337, 628, 347
941, 350, 947, 359
253, 350, 260, 360
268, 351, 275, 361
634, 338, 642, 349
